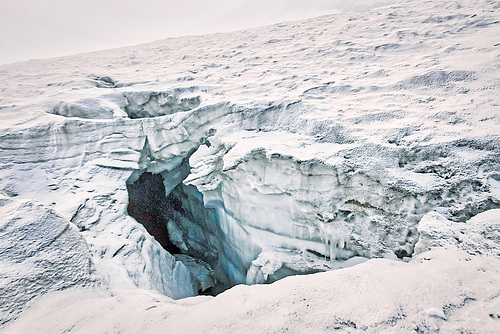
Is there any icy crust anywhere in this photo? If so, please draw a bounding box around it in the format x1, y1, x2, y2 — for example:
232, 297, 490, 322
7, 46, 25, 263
3, 210, 500, 333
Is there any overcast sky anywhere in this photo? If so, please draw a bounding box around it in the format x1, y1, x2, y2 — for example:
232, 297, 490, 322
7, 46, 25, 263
0, 0, 415, 65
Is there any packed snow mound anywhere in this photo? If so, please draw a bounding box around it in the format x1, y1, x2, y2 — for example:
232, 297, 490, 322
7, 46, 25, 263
0, 0, 499, 330
414, 209, 500, 257
0, 196, 94, 325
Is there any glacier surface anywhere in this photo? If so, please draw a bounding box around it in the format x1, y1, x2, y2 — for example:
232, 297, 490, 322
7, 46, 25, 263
0, 0, 499, 331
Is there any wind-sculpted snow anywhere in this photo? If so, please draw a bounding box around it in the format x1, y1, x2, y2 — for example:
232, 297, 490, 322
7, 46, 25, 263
0, 0, 499, 330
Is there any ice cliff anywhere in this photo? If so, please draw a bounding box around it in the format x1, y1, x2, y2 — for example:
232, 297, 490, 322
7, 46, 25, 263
0, 0, 499, 330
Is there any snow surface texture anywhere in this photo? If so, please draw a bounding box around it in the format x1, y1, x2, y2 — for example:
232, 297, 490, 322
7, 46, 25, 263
0, 0, 499, 331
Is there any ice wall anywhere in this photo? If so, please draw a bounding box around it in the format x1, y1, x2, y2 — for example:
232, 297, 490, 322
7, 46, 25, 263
185, 127, 500, 282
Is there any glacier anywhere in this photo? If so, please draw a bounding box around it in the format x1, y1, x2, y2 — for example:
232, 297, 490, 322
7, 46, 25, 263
0, 0, 499, 332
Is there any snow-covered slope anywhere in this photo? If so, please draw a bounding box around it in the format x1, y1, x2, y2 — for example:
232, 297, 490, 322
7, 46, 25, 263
0, 0, 499, 331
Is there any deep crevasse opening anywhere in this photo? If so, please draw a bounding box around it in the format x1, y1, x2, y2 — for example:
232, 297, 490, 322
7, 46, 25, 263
126, 170, 246, 295
125, 166, 329, 296
123, 127, 500, 298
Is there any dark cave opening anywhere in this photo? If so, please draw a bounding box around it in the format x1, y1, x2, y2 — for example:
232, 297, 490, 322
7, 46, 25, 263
127, 172, 181, 254
126, 171, 234, 296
